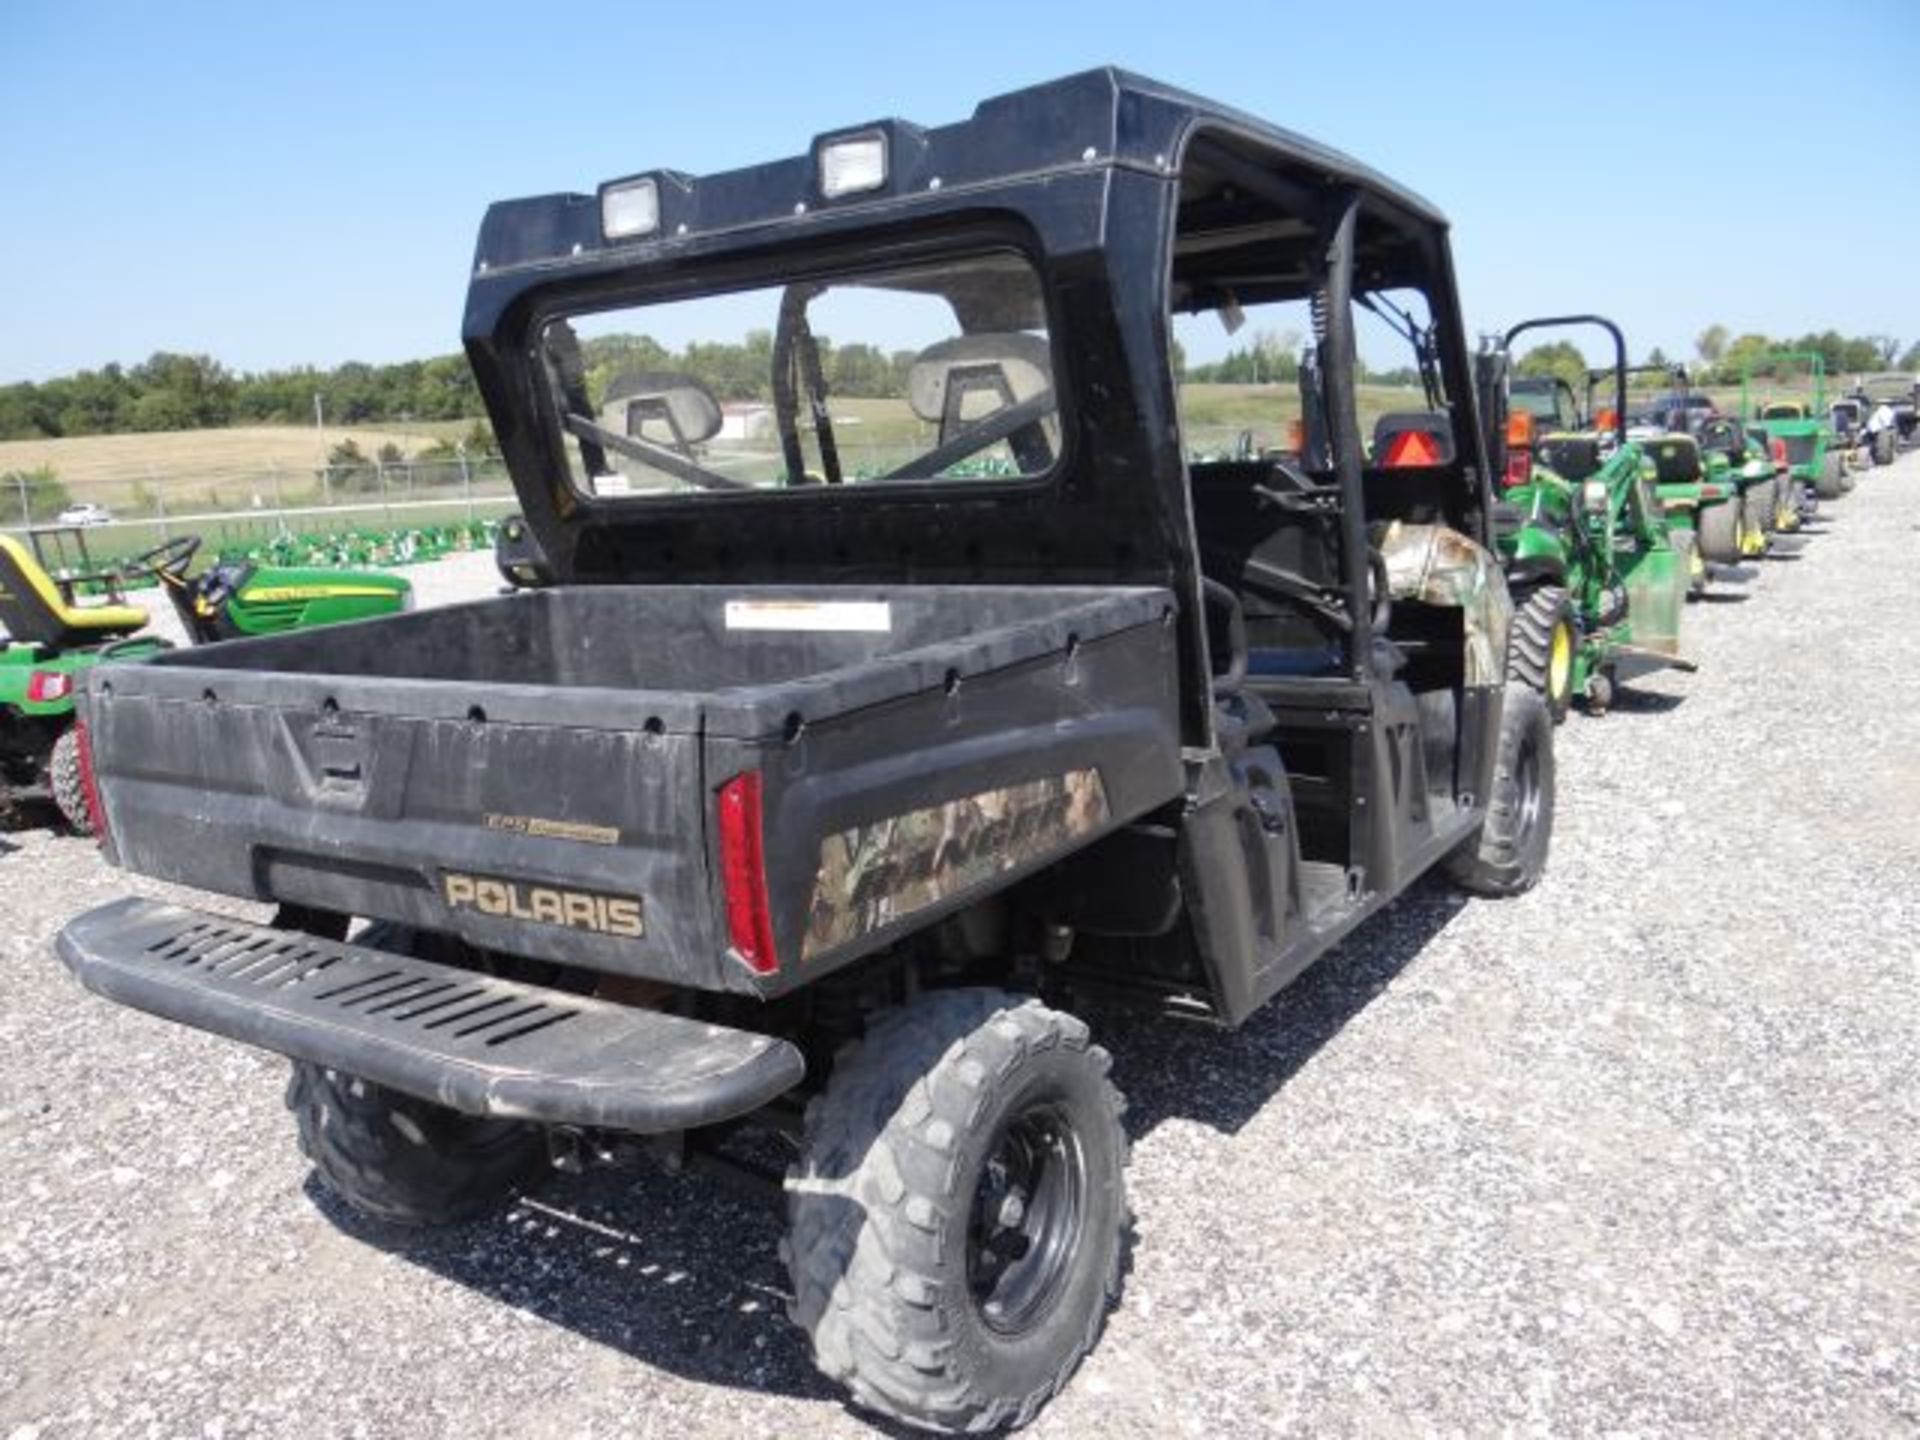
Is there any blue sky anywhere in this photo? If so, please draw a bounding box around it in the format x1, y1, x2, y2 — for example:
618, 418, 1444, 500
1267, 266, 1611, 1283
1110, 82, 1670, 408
3, 0, 1915, 382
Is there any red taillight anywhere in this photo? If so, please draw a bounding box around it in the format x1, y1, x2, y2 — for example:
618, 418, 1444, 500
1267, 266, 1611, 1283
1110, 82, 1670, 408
1504, 450, 1533, 488
74, 717, 108, 843
26, 671, 73, 703
717, 771, 777, 975
1770, 438, 1788, 466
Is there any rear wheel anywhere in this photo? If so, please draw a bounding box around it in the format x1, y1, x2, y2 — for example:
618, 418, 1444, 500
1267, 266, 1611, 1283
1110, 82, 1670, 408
1506, 586, 1575, 724
1815, 452, 1847, 499
1672, 528, 1706, 600
784, 989, 1128, 1433
1696, 500, 1742, 565
1444, 681, 1554, 897
1772, 475, 1798, 531
1872, 430, 1895, 466
50, 725, 92, 835
285, 924, 546, 1226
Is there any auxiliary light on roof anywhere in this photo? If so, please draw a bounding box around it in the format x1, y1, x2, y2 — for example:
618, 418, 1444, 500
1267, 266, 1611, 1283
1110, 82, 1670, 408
818, 132, 888, 198
600, 177, 660, 240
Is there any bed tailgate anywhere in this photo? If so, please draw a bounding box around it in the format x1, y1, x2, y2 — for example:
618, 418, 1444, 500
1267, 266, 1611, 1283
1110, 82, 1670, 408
80, 668, 725, 987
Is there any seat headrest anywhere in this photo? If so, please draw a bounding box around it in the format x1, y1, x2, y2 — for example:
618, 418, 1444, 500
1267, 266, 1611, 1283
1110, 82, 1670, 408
907, 333, 1052, 425
601, 371, 723, 447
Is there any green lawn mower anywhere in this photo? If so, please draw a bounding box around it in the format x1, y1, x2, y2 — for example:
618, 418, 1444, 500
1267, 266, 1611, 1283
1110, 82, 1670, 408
1642, 428, 1774, 592
1697, 416, 1794, 549
1747, 351, 1849, 502
1480, 315, 1694, 720
1596, 364, 1768, 586
1, 527, 410, 831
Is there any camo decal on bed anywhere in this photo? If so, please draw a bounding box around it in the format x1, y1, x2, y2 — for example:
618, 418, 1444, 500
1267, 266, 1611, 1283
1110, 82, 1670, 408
803, 769, 1109, 960
1375, 521, 1515, 688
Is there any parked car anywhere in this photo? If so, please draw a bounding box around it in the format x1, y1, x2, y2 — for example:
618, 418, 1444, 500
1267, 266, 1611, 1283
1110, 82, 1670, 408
54, 502, 113, 527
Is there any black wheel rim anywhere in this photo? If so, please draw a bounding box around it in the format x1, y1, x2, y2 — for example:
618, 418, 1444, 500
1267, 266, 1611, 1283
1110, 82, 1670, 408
966, 1097, 1087, 1336
1514, 732, 1543, 839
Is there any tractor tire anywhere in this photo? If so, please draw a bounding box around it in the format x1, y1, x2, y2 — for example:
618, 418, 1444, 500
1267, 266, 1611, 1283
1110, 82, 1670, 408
1773, 475, 1799, 532
784, 989, 1129, 1434
286, 926, 546, 1226
1444, 681, 1554, 898
1671, 529, 1706, 601
50, 726, 93, 836
1742, 484, 1773, 538
1506, 586, 1575, 723
1815, 453, 1848, 500
1696, 499, 1742, 565
1872, 430, 1895, 467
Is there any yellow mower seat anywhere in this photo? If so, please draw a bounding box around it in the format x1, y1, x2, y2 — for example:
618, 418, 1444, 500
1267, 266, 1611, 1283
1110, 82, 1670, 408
0, 534, 147, 649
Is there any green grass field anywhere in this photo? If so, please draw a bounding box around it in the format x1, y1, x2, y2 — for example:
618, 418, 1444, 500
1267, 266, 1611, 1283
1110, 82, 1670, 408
2, 373, 1846, 531
0, 422, 471, 503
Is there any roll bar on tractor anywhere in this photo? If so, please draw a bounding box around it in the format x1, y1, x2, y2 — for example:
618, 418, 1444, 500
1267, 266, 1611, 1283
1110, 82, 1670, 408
1481, 315, 1630, 487
1589, 363, 1689, 429
1506, 315, 1629, 447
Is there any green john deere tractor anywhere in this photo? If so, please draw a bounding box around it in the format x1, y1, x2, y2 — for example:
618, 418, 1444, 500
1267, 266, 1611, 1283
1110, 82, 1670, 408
1746, 350, 1848, 502
1479, 315, 1694, 720
1, 528, 410, 830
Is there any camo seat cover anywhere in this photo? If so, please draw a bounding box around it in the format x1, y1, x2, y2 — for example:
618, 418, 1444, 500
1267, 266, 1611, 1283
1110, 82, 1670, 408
1373, 521, 1512, 689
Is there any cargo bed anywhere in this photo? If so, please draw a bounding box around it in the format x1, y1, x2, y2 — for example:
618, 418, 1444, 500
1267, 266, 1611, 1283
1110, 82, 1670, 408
81, 585, 1184, 996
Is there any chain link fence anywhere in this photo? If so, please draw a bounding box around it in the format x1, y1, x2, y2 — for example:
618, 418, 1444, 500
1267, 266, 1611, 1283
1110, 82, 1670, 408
2, 457, 522, 562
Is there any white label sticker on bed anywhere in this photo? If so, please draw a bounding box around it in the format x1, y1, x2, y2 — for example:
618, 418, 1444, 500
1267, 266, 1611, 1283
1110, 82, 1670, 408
723, 599, 893, 633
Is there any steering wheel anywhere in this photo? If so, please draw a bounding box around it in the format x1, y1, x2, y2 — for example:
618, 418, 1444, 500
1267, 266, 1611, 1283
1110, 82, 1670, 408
124, 533, 202, 583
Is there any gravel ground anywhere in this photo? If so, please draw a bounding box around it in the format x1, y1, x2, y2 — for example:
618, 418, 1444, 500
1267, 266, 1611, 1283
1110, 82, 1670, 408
3, 461, 1917, 1437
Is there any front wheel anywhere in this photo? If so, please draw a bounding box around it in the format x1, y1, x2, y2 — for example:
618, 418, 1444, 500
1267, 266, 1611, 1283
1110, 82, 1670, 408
1444, 681, 1554, 897
1507, 586, 1575, 723
785, 989, 1128, 1433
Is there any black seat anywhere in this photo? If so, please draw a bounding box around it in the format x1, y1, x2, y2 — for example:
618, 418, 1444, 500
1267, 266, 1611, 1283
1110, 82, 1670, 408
1536, 434, 1603, 481
1696, 418, 1748, 463
0, 535, 148, 649
1645, 436, 1703, 484
1189, 462, 1349, 680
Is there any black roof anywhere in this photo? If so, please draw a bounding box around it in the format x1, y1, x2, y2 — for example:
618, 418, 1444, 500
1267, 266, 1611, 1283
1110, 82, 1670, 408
467, 68, 1448, 280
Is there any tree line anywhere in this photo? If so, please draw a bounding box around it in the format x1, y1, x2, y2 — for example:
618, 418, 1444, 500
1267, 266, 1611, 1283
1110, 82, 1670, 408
1517, 326, 1919, 389
0, 351, 486, 442
6, 320, 1914, 445
0, 336, 927, 443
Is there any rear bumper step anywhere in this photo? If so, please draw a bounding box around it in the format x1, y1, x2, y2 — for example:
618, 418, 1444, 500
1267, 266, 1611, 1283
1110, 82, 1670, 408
56, 897, 805, 1133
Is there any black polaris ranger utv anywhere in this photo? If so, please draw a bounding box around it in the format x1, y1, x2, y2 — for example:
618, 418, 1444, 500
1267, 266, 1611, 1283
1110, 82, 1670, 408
56, 70, 1553, 1432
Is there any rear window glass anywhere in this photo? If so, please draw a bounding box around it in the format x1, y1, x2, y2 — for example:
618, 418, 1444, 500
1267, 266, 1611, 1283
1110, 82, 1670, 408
536, 252, 1059, 501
